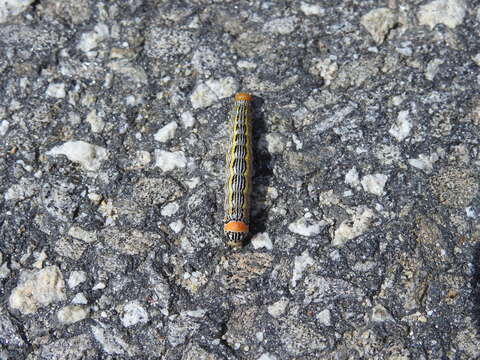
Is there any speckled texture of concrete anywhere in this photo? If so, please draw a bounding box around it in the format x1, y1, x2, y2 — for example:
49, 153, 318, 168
1, 0, 480, 359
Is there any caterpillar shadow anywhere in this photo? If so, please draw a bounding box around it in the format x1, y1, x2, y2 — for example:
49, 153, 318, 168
245, 95, 273, 245
471, 239, 480, 331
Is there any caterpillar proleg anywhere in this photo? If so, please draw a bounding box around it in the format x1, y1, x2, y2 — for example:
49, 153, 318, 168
224, 93, 253, 247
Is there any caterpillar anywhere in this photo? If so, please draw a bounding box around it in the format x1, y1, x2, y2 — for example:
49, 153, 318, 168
224, 93, 253, 247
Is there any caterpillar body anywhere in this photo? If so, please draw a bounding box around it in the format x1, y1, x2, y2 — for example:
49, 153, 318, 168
224, 93, 253, 247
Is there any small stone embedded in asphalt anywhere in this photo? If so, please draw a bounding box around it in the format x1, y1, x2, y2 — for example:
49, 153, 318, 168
300, 2, 324, 16
267, 299, 289, 318
389, 110, 412, 142
190, 77, 238, 109
161, 201, 180, 217
263, 17, 297, 35
417, 0, 467, 29
121, 301, 149, 327
333, 207, 376, 246
46, 141, 108, 171
251, 232, 273, 250
0, 120, 9, 136
154, 150, 187, 171
86, 109, 105, 133
77, 23, 109, 54
291, 250, 314, 287
361, 173, 388, 196
9, 266, 66, 314
68, 271, 87, 288
408, 153, 437, 173
154, 121, 178, 143
0, 0, 35, 23
68, 226, 97, 243
57, 305, 89, 325
72, 293, 88, 305
180, 111, 196, 128
361, 8, 398, 44
288, 217, 328, 237
46, 82, 66, 98
316, 308, 331, 326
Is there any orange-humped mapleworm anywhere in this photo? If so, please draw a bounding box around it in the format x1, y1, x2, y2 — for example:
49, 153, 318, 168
223, 93, 253, 247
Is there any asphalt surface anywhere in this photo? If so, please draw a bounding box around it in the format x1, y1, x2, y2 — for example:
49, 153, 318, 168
1, 0, 479, 359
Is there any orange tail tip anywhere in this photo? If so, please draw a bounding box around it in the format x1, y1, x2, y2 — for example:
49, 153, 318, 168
224, 221, 249, 233
234, 93, 252, 101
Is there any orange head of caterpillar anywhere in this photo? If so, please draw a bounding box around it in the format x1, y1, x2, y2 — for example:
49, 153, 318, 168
224, 221, 249, 247
234, 93, 252, 102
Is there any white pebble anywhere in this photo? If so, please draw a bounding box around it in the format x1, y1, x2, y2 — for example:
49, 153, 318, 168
333, 207, 375, 247
72, 293, 88, 305
78, 23, 109, 54
371, 304, 394, 322
154, 121, 178, 142
182, 309, 207, 318
31, 250, 46, 269
425, 59, 444, 81
251, 233, 273, 250
288, 217, 327, 237
190, 77, 238, 109
46, 83, 66, 99
92, 282, 106, 290
46, 141, 108, 172
361, 8, 397, 44
396, 46, 413, 57
57, 305, 89, 324
316, 309, 331, 326
408, 153, 437, 173
0, 0, 35, 24
466, 207, 476, 218
344, 167, 360, 187
267, 299, 289, 318
292, 134, 303, 150
185, 177, 200, 189
121, 301, 149, 327
86, 109, 105, 133
265, 133, 285, 154
391, 95, 404, 106
263, 17, 297, 35
255, 331, 264, 342
361, 174, 388, 196
68, 226, 97, 243
180, 112, 195, 128
169, 220, 184, 233
9, 266, 66, 315
161, 202, 179, 217
473, 54, 480, 66
291, 250, 314, 287
389, 110, 412, 142
68, 271, 87, 288
0, 120, 9, 136
154, 150, 187, 172
300, 2, 324, 16
418, 0, 467, 29
237, 60, 257, 70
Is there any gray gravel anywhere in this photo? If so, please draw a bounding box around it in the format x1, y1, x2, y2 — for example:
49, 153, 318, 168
1, 0, 480, 359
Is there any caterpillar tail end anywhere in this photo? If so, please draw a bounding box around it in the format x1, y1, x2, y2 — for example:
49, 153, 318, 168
224, 221, 249, 247
234, 93, 252, 101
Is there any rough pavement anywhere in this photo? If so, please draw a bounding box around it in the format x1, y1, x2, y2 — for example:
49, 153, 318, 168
1, 0, 480, 359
